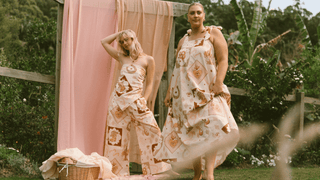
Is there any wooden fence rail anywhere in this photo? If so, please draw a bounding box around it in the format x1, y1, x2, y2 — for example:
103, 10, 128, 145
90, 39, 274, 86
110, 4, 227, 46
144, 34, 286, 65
0, 67, 55, 84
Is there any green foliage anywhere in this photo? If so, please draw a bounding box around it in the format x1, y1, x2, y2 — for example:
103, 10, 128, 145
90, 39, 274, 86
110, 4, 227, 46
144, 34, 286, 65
230, 0, 273, 64
230, 0, 251, 60
0, 145, 19, 165
0, 17, 56, 164
14, 18, 57, 74
295, 13, 312, 47
0, 0, 57, 63
0, 145, 41, 178
225, 55, 304, 125
291, 142, 320, 167
301, 47, 320, 99
0, 77, 55, 164
318, 23, 320, 44
222, 148, 251, 167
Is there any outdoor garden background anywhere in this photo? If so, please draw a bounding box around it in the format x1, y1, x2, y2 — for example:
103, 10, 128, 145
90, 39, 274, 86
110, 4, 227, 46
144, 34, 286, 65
0, 0, 320, 179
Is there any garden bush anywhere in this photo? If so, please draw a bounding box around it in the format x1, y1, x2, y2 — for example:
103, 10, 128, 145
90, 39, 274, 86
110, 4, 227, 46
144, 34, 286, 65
0, 18, 56, 164
0, 145, 41, 178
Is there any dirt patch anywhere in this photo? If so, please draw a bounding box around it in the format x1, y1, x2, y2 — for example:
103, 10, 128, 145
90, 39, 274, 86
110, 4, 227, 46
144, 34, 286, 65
0, 167, 14, 177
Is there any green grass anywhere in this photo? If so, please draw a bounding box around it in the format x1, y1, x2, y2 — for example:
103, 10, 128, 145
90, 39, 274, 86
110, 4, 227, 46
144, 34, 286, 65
1, 167, 320, 180
0, 178, 40, 180
167, 167, 320, 180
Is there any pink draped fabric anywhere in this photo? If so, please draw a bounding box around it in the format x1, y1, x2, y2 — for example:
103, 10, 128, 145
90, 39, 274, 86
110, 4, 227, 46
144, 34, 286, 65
58, 0, 117, 155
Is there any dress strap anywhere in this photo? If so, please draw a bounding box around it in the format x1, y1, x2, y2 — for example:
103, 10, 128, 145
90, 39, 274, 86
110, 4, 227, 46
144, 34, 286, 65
182, 33, 189, 44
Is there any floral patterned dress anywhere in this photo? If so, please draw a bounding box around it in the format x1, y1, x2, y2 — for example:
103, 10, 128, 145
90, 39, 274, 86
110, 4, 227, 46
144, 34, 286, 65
154, 27, 239, 168
104, 64, 171, 176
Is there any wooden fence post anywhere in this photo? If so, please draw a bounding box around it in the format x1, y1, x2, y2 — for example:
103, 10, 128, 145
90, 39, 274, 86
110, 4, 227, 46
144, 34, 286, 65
296, 91, 305, 140
157, 20, 175, 130
54, 2, 64, 152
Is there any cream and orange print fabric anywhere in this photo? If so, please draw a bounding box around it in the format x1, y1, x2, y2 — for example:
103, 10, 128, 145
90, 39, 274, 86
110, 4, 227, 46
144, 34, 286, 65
154, 27, 238, 168
104, 64, 171, 176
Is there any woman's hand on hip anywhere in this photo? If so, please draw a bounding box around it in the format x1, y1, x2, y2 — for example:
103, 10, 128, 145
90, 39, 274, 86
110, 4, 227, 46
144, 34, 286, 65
210, 82, 223, 96
164, 93, 171, 107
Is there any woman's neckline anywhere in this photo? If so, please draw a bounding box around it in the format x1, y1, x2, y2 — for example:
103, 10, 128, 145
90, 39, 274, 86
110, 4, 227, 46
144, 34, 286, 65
187, 30, 209, 42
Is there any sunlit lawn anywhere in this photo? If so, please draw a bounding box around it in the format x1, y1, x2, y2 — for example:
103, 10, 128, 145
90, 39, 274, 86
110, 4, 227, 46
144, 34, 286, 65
1, 167, 320, 180
167, 167, 320, 180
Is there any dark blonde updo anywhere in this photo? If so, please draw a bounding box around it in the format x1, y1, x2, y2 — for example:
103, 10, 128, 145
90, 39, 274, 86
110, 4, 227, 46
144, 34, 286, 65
188, 2, 204, 13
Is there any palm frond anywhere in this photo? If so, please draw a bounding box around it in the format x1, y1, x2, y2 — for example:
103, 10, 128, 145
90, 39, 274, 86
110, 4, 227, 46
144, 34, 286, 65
317, 23, 320, 45
230, 0, 251, 57
295, 13, 312, 46
249, 0, 263, 64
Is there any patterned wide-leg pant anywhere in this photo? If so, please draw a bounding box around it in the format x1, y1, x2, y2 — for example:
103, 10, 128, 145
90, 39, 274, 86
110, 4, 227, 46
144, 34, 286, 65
104, 97, 171, 176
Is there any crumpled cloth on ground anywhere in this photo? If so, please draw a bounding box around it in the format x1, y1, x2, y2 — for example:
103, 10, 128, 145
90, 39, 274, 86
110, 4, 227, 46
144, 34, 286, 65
39, 148, 116, 179
107, 174, 170, 180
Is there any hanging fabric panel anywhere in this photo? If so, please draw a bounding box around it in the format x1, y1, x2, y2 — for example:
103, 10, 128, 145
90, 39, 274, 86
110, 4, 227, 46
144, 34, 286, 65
58, 0, 118, 155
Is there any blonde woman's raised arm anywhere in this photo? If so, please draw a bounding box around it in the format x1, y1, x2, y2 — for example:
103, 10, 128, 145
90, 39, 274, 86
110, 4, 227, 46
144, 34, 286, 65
101, 32, 122, 62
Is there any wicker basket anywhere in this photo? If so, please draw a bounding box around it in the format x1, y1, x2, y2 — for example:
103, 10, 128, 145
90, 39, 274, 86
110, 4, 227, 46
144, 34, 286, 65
57, 158, 100, 180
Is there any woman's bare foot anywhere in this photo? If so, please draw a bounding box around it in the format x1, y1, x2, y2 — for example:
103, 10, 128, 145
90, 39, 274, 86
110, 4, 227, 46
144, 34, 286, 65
203, 172, 214, 180
192, 174, 202, 180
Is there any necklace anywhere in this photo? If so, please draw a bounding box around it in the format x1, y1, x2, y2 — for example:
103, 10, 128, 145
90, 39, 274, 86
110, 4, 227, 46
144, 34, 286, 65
126, 55, 138, 73
130, 55, 138, 64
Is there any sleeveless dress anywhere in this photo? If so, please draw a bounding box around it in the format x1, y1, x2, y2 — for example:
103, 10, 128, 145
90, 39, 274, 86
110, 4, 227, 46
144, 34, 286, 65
103, 64, 171, 176
154, 27, 239, 168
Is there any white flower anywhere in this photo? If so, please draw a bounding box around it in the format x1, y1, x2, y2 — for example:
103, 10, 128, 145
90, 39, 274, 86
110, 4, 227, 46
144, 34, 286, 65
295, 78, 299, 80
234, 148, 238, 153
284, 134, 291, 138
23, 98, 26, 102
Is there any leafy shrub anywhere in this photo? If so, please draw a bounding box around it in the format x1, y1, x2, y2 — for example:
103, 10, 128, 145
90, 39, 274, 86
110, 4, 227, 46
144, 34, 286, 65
301, 47, 320, 98
223, 52, 305, 165
0, 145, 19, 168
225, 55, 304, 125
0, 76, 55, 164
221, 148, 251, 168
0, 145, 41, 178
291, 141, 320, 167
0, 18, 56, 164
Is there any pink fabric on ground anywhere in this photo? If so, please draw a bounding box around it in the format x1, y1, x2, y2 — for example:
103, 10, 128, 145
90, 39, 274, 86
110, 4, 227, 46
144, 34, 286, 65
58, 0, 118, 155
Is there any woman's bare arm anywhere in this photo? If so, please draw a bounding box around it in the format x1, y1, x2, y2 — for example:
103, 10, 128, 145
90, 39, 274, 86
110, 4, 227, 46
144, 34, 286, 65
210, 27, 228, 94
144, 56, 155, 101
101, 32, 122, 62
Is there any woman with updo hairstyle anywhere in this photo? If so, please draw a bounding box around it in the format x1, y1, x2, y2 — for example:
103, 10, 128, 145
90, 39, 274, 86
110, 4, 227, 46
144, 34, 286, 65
101, 30, 172, 176
154, 3, 239, 180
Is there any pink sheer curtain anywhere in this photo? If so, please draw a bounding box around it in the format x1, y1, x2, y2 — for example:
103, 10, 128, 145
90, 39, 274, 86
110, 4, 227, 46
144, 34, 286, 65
58, 0, 117, 155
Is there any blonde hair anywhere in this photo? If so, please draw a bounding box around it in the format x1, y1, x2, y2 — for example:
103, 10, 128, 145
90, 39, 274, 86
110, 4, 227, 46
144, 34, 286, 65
188, 2, 204, 13
117, 30, 144, 57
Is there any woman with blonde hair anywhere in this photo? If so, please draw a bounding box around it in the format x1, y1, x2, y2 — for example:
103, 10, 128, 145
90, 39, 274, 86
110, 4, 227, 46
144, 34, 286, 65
154, 3, 239, 180
101, 29, 171, 176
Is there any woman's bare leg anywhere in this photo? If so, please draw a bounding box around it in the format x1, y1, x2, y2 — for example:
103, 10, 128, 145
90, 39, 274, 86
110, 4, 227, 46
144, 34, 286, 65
192, 157, 202, 180
204, 152, 216, 180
